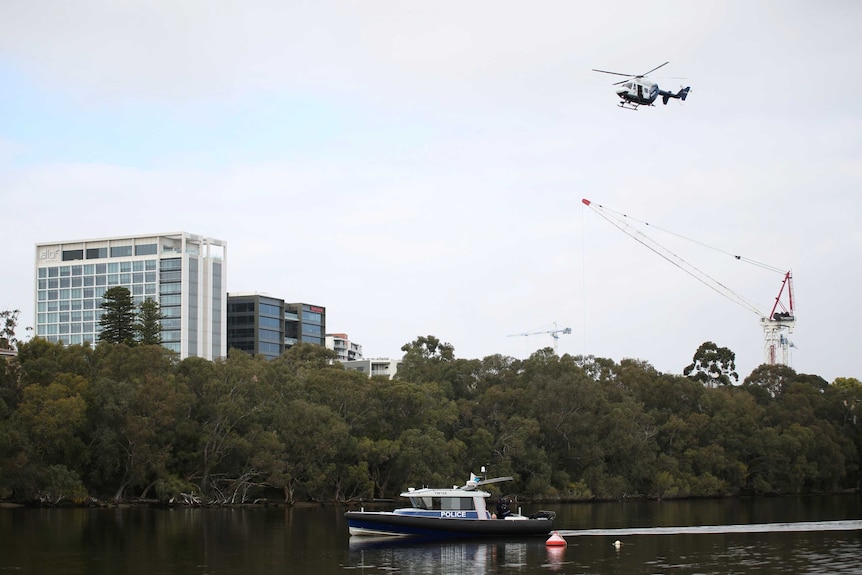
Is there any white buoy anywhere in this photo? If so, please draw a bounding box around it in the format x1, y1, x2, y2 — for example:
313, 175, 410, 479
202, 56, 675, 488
546, 531, 567, 547
613, 540, 622, 549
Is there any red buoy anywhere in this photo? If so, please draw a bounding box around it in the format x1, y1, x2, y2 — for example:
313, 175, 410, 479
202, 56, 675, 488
546, 531, 567, 547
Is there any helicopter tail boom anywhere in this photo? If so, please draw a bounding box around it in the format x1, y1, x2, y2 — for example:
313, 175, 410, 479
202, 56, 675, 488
660, 86, 690, 105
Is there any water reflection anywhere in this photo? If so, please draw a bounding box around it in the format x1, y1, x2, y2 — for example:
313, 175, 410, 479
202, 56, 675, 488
1, 496, 860, 575
346, 538, 553, 574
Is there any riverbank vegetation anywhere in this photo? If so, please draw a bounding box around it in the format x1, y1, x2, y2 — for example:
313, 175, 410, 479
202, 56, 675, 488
0, 336, 859, 506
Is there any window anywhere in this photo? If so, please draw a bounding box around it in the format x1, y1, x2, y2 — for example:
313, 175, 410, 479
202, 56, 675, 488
110, 246, 133, 257
259, 328, 281, 342
260, 303, 281, 317
302, 311, 322, 323
162, 330, 181, 342
161, 294, 182, 306
302, 324, 323, 336
161, 306, 181, 318
62, 249, 84, 261
260, 342, 281, 356
229, 302, 254, 313
160, 258, 182, 271
86, 247, 107, 259
135, 243, 157, 256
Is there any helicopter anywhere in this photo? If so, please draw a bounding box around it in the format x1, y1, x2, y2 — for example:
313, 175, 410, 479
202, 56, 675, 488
592, 61, 690, 110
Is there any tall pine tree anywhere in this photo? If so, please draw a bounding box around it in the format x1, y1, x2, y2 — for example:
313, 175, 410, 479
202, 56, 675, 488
137, 298, 165, 346
99, 286, 137, 346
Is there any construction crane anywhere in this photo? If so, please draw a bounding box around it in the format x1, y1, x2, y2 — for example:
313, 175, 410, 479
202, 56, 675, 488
508, 322, 572, 352
582, 198, 795, 367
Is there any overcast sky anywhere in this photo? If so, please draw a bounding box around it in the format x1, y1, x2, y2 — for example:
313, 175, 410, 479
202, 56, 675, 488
2, 1, 860, 383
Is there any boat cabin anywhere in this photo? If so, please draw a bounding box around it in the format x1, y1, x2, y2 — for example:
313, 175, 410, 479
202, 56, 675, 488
399, 487, 491, 519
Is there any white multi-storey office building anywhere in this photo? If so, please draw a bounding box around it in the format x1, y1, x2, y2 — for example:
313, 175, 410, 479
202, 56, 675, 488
34, 232, 227, 359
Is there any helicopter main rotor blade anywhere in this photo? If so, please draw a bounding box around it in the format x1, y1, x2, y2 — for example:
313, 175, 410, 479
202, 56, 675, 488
641, 61, 670, 77
592, 68, 637, 77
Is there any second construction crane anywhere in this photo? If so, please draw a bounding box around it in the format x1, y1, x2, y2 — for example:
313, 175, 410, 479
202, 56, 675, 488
582, 198, 795, 366
508, 323, 572, 352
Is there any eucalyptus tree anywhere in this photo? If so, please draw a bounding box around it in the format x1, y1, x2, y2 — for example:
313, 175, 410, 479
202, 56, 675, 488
0, 309, 20, 350
397, 335, 455, 384
9, 372, 89, 501
684, 341, 739, 387
87, 344, 188, 501
743, 363, 798, 400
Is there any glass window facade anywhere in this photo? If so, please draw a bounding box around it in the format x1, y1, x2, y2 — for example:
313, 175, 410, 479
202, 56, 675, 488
35, 258, 159, 346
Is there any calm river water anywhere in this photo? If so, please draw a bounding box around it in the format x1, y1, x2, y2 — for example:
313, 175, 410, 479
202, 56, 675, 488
1, 495, 860, 574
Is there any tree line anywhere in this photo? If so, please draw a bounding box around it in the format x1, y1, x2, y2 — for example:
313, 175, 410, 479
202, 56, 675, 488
0, 330, 860, 506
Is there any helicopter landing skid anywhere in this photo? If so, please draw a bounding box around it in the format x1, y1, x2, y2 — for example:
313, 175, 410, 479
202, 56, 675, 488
618, 101, 639, 111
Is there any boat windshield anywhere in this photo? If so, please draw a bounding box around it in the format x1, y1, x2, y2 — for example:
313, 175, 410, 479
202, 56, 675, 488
408, 496, 475, 511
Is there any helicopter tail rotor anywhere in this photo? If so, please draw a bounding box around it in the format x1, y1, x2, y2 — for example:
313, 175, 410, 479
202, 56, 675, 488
660, 86, 691, 105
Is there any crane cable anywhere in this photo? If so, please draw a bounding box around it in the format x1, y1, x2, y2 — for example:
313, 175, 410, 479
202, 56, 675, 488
582, 199, 771, 319
587, 200, 787, 275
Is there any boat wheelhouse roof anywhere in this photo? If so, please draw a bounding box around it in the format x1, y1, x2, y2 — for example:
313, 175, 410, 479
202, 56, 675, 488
400, 486, 490, 498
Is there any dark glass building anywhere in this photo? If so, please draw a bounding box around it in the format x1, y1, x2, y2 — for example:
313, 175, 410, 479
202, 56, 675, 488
227, 293, 326, 360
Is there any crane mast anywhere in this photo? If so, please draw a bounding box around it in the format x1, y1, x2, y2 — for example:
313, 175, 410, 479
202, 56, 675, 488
761, 271, 795, 366
582, 198, 795, 367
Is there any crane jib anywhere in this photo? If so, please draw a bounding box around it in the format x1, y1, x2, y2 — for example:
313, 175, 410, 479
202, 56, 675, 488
581, 198, 796, 366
